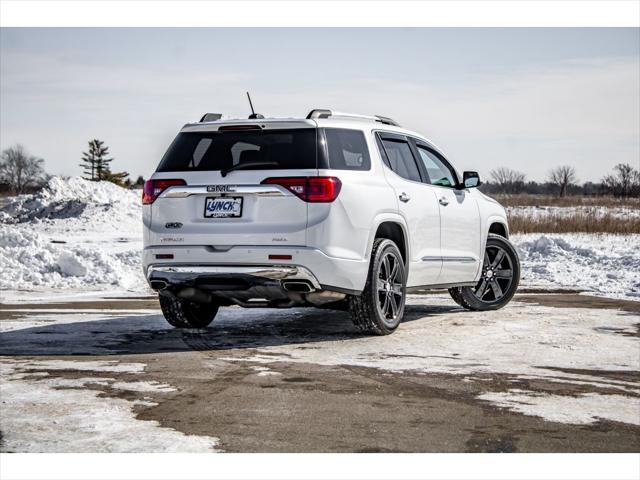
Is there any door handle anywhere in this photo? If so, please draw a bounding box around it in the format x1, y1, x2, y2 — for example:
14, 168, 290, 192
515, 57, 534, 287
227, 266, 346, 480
399, 192, 411, 203
439, 196, 449, 206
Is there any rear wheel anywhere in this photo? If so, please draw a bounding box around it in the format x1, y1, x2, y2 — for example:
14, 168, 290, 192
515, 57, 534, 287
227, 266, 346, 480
448, 234, 520, 311
159, 294, 219, 328
349, 238, 406, 335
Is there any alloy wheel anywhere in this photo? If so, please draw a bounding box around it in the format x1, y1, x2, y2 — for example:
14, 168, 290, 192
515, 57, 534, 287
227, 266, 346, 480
377, 251, 404, 323
472, 244, 514, 303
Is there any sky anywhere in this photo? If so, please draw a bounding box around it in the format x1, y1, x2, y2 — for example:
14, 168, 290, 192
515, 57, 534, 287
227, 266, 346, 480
1, 28, 639, 181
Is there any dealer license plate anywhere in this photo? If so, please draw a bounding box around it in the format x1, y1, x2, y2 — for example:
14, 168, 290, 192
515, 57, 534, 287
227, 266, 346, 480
204, 196, 243, 218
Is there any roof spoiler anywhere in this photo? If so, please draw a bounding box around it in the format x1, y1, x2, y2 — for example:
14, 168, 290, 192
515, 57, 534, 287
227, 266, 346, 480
306, 109, 400, 127
200, 113, 223, 122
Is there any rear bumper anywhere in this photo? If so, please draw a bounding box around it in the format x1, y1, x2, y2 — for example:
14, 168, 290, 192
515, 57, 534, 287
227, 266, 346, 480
143, 245, 368, 293
147, 264, 321, 291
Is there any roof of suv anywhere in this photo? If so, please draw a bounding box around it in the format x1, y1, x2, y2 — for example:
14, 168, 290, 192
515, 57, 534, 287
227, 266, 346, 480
181, 111, 439, 149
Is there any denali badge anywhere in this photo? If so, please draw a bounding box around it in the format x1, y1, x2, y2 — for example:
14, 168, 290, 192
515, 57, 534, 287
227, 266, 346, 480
165, 222, 183, 229
207, 185, 235, 193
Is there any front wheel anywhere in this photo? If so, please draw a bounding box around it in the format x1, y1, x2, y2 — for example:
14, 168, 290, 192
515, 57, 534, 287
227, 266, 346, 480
159, 294, 219, 328
349, 238, 406, 335
448, 234, 520, 311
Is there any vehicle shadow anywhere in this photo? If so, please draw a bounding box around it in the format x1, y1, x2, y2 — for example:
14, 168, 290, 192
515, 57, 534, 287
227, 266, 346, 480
0, 303, 461, 357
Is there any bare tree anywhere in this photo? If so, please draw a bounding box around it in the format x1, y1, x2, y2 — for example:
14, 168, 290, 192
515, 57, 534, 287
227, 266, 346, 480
602, 163, 640, 198
548, 165, 577, 197
0, 144, 47, 194
489, 167, 526, 194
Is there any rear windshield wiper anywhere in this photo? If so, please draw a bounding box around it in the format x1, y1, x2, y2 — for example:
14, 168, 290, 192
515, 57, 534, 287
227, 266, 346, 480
220, 160, 279, 177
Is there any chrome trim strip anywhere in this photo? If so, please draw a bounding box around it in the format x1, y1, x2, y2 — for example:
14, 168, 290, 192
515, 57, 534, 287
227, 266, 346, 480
442, 256, 477, 263
162, 185, 286, 198
421, 256, 477, 263
147, 265, 321, 289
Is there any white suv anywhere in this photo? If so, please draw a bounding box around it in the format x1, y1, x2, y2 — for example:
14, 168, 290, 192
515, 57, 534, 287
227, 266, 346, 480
142, 109, 520, 335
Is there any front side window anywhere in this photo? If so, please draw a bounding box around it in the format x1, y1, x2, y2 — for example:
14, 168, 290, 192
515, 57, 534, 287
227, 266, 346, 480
157, 129, 317, 172
379, 138, 422, 182
416, 147, 457, 188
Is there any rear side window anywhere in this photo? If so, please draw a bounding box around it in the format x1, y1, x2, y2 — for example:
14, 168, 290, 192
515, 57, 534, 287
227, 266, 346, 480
378, 137, 422, 182
157, 129, 317, 172
322, 128, 371, 170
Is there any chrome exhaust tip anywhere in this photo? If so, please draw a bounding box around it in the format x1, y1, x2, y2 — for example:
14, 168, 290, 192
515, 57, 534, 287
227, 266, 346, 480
282, 281, 314, 293
150, 280, 168, 291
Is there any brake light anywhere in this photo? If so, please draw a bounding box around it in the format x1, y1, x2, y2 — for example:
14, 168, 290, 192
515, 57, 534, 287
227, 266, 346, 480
142, 179, 186, 204
218, 125, 263, 131
261, 177, 342, 203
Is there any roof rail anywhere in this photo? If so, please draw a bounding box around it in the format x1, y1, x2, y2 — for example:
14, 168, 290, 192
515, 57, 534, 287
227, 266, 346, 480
373, 115, 400, 127
306, 109, 332, 120
200, 113, 223, 122
306, 109, 400, 127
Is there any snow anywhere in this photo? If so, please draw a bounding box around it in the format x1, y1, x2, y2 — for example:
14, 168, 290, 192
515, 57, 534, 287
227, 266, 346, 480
1, 176, 638, 299
18, 359, 146, 373
0, 176, 146, 294
507, 205, 640, 221
250, 365, 282, 377
0, 361, 219, 453
512, 233, 640, 300
213, 295, 640, 424
1, 293, 638, 435
477, 389, 640, 426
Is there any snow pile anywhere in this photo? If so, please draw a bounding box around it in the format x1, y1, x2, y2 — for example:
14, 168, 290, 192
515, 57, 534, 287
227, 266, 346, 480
0, 176, 145, 293
0, 176, 141, 232
513, 233, 640, 300
0, 225, 142, 290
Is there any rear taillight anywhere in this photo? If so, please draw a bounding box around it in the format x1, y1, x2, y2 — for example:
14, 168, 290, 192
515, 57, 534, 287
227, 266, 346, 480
261, 177, 342, 203
142, 179, 186, 204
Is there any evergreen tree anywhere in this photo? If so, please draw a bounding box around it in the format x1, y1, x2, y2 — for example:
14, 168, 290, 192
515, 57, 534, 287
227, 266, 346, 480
80, 139, 112, 181
102, 169, 130, 188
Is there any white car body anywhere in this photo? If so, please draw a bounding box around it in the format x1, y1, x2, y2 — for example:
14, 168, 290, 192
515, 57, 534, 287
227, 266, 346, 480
142, 112, 508, 306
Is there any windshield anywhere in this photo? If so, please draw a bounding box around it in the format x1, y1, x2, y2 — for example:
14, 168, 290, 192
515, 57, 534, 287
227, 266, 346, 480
157, 128, 317, 172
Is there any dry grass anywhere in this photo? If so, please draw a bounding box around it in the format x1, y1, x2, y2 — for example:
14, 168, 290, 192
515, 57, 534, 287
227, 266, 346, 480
508, 212, 640, 234
495, 194, 640, 233
494, 194, 640, 209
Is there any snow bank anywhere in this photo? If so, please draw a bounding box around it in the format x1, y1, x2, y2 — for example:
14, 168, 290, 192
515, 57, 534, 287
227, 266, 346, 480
0, 225, 142, 291
513, 233, 640, 300
0, 176, 140, 227
0, 176, 145, 293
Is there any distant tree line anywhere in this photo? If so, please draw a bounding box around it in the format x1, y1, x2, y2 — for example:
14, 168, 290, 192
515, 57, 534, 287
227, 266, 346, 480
480, 163, 640, 198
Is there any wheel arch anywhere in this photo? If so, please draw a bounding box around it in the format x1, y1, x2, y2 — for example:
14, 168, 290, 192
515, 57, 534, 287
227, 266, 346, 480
365, 215, 410, 266
488, 221, 509, 239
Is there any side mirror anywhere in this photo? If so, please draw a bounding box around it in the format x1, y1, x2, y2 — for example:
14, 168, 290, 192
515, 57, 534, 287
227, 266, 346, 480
462, 171, 481, 189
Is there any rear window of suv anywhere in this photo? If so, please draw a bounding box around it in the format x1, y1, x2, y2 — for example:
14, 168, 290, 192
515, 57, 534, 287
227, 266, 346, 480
156, 128, 317, 172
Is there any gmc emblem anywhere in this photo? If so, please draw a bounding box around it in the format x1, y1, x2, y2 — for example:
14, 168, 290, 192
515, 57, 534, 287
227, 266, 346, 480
207, 185, 235, 193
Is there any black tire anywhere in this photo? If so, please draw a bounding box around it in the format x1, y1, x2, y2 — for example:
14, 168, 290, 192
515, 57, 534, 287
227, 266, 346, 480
158, 294, 219, 328
449, 234, 520, 311
448, 285, 466, 308
349, 238, 406, 335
